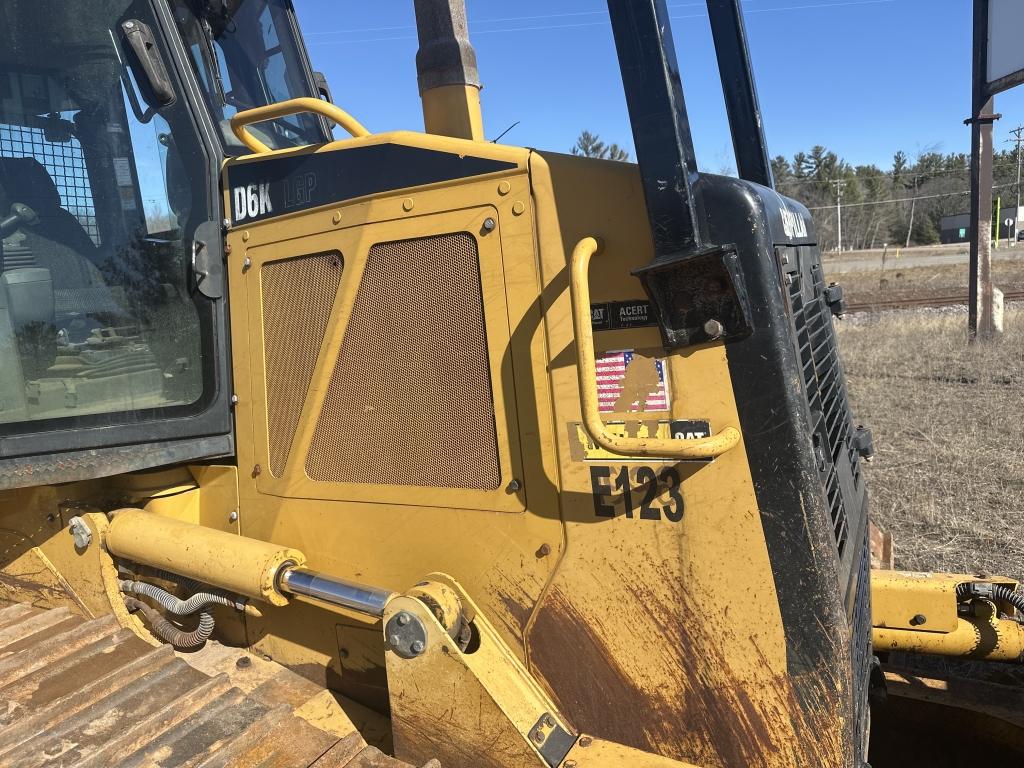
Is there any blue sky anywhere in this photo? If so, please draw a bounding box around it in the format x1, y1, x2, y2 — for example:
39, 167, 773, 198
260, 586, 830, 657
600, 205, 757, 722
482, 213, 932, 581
294, 0, 1024, 173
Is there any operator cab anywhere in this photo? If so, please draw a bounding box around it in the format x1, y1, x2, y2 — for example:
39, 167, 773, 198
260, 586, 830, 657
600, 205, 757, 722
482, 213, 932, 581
0, 0, 322, 468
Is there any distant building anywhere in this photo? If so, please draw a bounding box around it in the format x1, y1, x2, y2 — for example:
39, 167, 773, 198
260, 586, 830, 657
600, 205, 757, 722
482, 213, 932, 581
940, 209, 1021, 244
940, 213, 972, 244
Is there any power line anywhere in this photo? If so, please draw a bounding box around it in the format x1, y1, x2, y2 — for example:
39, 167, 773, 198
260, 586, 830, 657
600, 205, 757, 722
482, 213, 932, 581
307, 0, 897, 46
806, 182, 1016, 210
304, 0, 858, 38
781, 160, 1022, 187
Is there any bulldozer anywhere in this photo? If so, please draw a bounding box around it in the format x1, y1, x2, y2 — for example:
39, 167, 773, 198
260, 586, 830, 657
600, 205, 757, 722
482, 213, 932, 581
0, 0, 1022, 765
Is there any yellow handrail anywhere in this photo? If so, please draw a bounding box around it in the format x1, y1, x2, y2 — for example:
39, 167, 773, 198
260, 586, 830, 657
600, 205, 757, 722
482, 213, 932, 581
569, 237, 741, 460
230, 97, 370, 154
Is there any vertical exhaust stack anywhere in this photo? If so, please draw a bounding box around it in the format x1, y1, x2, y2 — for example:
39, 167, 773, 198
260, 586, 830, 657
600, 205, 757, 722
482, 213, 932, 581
413, 0, 484, 141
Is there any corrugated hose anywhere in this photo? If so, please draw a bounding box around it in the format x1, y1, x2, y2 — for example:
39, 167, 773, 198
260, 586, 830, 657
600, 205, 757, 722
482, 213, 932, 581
119, 578, 243, 615
124, 596, 214, 649
956, 582, 1024, 623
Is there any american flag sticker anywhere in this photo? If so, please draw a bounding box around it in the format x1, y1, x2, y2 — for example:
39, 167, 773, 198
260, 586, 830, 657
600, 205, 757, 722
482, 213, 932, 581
595, 349, 671, 413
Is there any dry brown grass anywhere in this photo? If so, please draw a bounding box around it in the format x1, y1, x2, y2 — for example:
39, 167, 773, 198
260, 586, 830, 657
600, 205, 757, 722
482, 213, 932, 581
837, 305, 1024, 581
839, 261, 1024, 306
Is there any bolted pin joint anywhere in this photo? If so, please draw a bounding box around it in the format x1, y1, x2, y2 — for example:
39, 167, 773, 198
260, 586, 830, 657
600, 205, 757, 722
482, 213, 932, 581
385, 611, 428, 659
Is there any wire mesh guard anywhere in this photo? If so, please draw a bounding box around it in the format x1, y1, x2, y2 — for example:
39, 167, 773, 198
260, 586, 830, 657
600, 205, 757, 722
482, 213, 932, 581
306, 232, 501, 490
261, 252, 344, 476
0, 122, 100, 244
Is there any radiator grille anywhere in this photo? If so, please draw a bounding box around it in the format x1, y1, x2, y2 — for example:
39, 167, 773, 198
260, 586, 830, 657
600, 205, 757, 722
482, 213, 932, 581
306, 232, 500, 489
261, 253, 343, 476
851, 532, 873, 763
785, 252, 861, 558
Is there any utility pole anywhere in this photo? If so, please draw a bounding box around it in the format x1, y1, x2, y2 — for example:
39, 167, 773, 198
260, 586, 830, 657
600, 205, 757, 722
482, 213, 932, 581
1009, 124, 1024, 239
832, 179, 844, 252
905, 177, 918, 248
967, 0, 999, 341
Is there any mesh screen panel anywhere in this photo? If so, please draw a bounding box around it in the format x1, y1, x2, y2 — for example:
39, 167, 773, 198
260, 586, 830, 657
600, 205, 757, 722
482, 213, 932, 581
306, 232, 500, 489
0, 123, 100, 243
262, 253, 343, 476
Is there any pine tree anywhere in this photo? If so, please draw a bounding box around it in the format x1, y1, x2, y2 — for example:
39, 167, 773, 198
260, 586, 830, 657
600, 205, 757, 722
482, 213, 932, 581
571, 131, 631, 162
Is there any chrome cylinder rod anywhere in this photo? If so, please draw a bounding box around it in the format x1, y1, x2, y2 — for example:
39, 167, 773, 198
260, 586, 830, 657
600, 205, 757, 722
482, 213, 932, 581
279, 567, 393, 618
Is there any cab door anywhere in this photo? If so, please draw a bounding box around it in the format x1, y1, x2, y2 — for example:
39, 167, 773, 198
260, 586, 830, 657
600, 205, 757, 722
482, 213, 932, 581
0, 0, 231, 482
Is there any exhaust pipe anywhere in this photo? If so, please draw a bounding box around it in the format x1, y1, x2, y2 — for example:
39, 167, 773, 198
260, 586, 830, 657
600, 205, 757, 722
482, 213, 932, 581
413, 0, 483, 140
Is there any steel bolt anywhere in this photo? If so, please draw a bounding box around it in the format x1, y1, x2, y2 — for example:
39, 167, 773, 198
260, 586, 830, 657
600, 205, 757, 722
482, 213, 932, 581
236, 656, 252, 669
410, 640, 425, 655
482, 217, 496, 233
397, 612, 410, 626
543, 715, 555, 727
703, 319, 724, 339
910, 614, 927, 626
536, 543, 551, 558
252, 464, 262, 478
228, 510, 238, 523
388, 634, 400, 647
532, 729, 545, 744
564, 762, 577, 768
230, 394, 239, 404
242, 256, 251, 271
507, 479, 521, 493
578, 736, 593, 748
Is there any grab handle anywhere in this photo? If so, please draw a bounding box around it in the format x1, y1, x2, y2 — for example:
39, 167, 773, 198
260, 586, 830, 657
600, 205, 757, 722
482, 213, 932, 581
230, 97, 370, 154
569, 237, 741, 460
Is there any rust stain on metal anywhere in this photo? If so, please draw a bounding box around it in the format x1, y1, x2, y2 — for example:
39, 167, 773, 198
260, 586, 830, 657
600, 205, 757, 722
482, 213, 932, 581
529, 564, 846, 767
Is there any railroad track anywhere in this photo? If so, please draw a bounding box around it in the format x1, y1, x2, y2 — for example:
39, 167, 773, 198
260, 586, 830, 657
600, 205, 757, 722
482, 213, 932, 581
845, 289, 1024, 314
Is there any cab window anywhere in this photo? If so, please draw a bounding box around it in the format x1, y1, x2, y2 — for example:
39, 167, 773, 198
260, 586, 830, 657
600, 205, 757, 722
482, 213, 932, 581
0, 2, 214, 433
171, 0, 328, 153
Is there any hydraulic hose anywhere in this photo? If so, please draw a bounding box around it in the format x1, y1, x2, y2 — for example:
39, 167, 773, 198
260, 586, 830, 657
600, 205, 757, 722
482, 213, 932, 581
957, 582, 1024, 619
124, 597, 214, 649
119, 578, 243, 616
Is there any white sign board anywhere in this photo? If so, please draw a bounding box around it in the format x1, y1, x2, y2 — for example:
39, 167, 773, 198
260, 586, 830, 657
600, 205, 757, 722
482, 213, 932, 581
988, 0, 1024, 91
